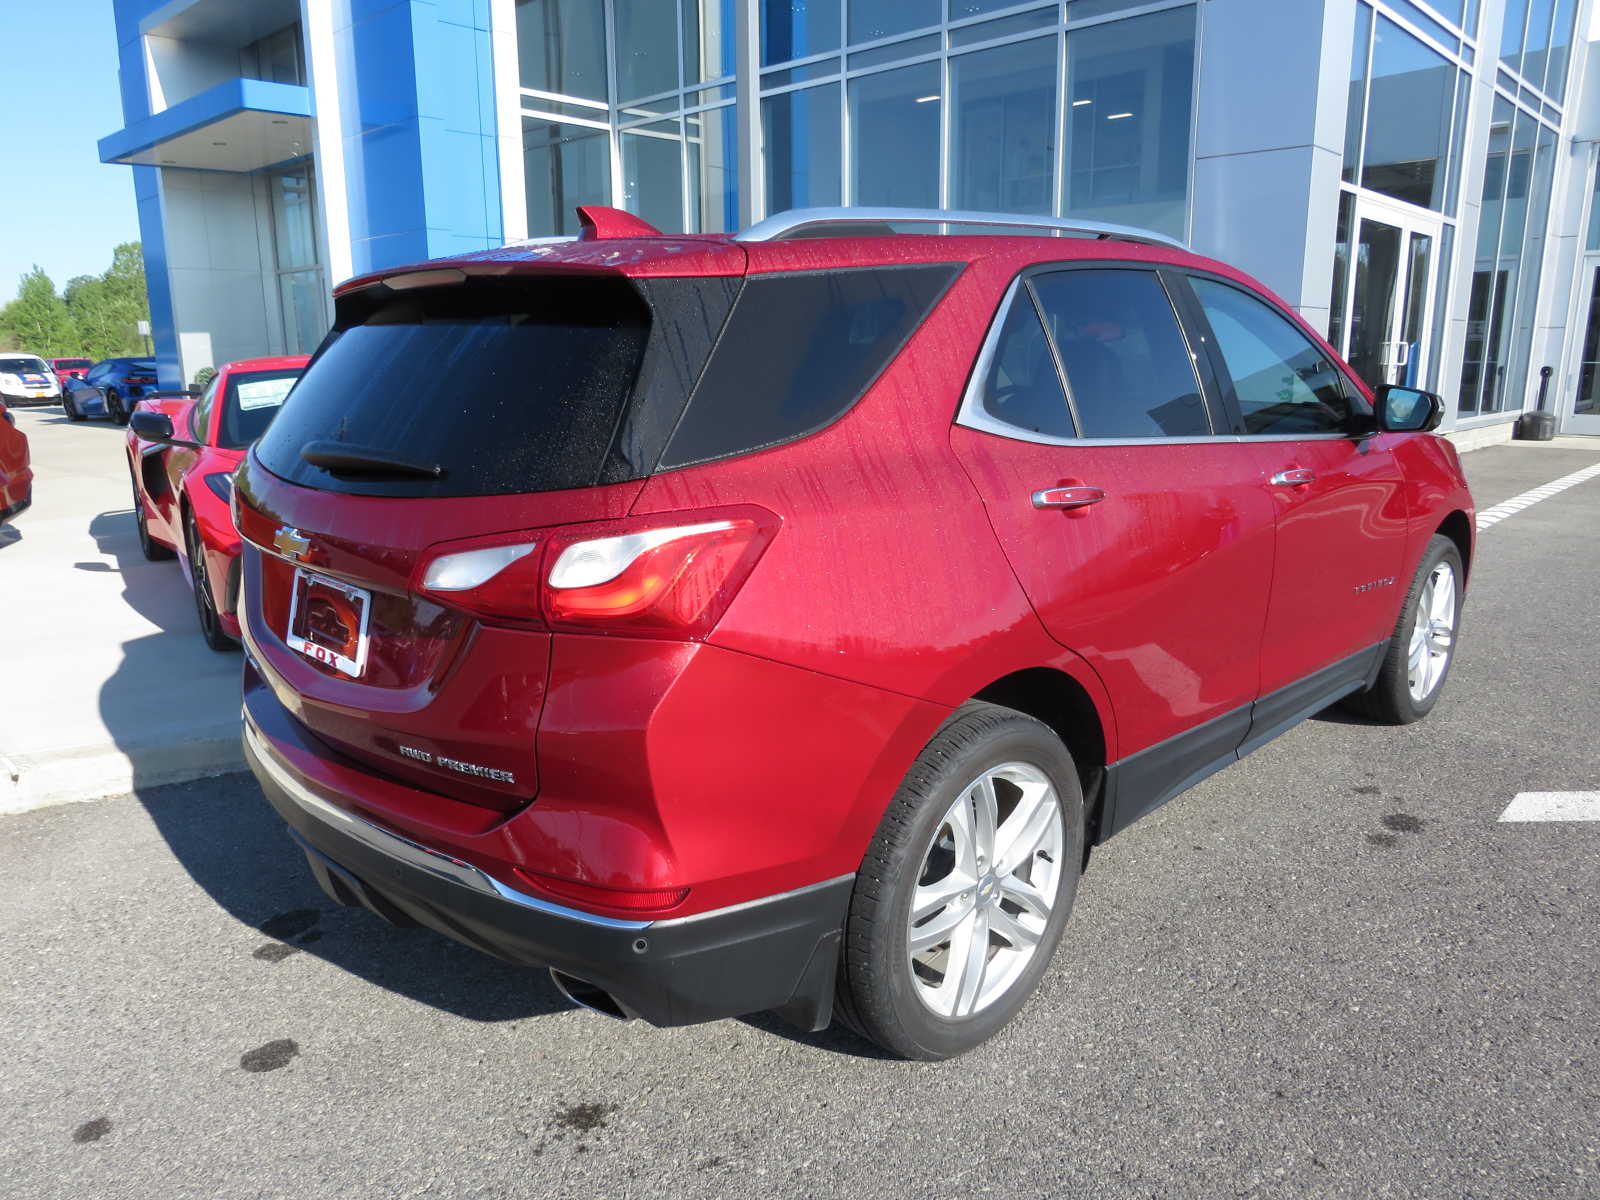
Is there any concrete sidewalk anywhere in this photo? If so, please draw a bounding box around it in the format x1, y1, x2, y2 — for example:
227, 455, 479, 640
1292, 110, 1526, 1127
0, 408, 243, 814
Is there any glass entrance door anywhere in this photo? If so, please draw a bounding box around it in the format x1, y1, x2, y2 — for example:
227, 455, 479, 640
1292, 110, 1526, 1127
1333, 196, 1443, 394
1570, 261, 1600, 435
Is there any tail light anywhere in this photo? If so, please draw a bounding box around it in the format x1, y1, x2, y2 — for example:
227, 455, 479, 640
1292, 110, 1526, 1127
415, 506, 778, 639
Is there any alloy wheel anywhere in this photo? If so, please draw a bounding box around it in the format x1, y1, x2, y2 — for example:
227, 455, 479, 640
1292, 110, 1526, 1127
187, 517, 220, 639
907, 762, 1064, 1019
1407, 560, 1456, 703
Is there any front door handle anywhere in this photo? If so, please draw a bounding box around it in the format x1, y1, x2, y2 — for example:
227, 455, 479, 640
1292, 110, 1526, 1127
1270, 468, 1316, 487
1032, 485, 1105, 510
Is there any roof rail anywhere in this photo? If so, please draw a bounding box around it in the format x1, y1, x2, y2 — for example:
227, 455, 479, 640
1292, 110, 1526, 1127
735, 206, 1187, 251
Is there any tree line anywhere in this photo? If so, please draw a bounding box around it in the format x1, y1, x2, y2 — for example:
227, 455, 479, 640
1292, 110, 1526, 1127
0, 243, 151, 361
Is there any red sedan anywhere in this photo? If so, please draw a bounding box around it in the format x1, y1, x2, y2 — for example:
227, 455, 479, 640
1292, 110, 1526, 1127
127, 355, 308, 648
0, 399, 31, 523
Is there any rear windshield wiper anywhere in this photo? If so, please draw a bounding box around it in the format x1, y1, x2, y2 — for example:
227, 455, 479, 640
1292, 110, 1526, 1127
300, 441, 446, 479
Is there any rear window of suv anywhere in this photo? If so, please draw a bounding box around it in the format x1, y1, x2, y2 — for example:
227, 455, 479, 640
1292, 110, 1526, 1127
255, 277, 651, 497
256, 264, 957, 498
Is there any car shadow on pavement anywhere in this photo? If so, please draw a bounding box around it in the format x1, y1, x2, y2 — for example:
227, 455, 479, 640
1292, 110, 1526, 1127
91, 507, 571, 1024
135, 772, 571, 1023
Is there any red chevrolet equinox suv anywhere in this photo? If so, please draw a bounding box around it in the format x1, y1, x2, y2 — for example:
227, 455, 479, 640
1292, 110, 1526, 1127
237, 206, 1474, 1059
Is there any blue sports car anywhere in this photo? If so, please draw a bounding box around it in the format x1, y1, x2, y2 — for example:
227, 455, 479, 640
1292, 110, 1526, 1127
62, 357, 159, 424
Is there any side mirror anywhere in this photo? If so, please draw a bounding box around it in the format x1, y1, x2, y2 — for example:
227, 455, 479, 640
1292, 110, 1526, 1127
1374, 384, 1443, 433
130, 409, 200, 449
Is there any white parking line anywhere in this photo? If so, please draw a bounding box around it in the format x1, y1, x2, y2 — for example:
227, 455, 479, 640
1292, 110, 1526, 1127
1475, 462, 1600, 531
1499, 792, 1600, 822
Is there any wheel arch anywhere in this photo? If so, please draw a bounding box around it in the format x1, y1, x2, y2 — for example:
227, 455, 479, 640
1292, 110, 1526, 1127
1435, 509, 1473, 579
971, 667, 1110, 847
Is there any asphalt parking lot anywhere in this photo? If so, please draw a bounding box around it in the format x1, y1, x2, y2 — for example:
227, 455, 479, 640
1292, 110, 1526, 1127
2, 419, 1598, 1199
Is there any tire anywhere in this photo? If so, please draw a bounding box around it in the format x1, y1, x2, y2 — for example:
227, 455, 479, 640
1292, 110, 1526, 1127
106, 389, 127, 425
130, 465, 175, 562
1342, 534, 1463, 725
835, 702, 1084, 1060
186, 511, 238, 652
64, 393, 84, 421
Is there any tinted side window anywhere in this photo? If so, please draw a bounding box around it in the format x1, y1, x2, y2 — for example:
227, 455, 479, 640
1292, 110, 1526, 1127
660, 264, 960, 470
190, 375, 218, 441
1030, 269, 1209, 439
976, 289, 1072, 438
1189, 277, 1352, 435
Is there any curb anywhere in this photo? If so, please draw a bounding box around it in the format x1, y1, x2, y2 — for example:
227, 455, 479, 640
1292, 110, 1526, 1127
0, 729, 247, 817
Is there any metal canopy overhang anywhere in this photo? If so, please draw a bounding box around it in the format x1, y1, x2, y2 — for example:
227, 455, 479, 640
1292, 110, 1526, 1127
98, 78, 312, 173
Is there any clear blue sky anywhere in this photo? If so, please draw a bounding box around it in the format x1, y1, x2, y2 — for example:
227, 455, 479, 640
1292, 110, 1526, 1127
0, 0, 139, 305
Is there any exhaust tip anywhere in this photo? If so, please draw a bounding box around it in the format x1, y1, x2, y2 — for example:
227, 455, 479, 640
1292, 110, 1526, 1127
549, 969, 631, 1021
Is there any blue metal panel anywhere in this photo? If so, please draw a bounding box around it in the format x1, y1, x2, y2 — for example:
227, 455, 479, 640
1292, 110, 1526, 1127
132, 165, 183, 391
98, 79, 313, 164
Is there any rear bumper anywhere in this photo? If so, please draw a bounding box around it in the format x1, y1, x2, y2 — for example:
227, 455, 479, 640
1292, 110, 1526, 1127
243, 703, 852, 1030
1, 467, 32, 522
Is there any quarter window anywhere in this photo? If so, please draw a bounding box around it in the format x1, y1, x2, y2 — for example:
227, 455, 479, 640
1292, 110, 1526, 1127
1189, 276, 1353, 435
976, 290, 1072, 438
1030, 269, 1209, 439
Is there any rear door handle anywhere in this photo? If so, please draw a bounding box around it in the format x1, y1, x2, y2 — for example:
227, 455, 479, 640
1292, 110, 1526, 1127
1031, 485, 1105, 510
1270, 468, 1316, 487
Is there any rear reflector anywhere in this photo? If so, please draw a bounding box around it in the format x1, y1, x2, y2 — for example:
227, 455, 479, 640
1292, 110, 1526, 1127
514, 868, 690, 915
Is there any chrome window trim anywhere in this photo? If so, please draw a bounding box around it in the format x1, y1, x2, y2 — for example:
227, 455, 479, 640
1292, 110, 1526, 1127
956, 272, 1361, 449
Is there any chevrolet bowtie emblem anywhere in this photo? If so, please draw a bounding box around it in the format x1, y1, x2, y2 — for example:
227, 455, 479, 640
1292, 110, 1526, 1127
273, 526, 311, 560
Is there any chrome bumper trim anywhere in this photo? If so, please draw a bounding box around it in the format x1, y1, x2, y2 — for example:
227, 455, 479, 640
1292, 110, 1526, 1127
243, 718, 652, 931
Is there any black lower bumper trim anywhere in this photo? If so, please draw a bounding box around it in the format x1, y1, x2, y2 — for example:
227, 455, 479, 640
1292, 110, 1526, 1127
243, 707, 851, 1030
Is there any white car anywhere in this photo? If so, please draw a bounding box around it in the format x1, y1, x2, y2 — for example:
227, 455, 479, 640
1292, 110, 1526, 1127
0, 355, 62, 407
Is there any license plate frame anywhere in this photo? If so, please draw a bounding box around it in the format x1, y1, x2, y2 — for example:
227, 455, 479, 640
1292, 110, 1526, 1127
285, 567, 372, 678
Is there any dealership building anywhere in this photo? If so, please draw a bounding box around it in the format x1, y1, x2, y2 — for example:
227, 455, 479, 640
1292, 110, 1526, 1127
102, 0, 1600, 440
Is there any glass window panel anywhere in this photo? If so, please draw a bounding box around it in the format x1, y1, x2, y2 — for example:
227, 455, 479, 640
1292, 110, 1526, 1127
849, 34, 940, 68
849, 0, 941, 45
615, 0, 679, 102
271, 168, 317, 271
763, 0, 841, 66
684, 0, 736, 85
1328, 190, 1355, 355
953, 0, 1049, 17
950, 8, 1056, 48
622, 119, 685, 233
1388, 1, 1457, 48
1359, 16, 1455, 211
1445, 67, 1470, 211
245, 26, 305, 86
762, 58, 842, 87
515, 0, 608, 101
1032, 270, 1209, 438
523, 119, 612, 236
1064, 7, 1195, 242
849, 62, 941, 206
763, 84, 843, 211
1190, 277, 1353, 435
1520, 0, 1556, 89
687, 105, 738, 233
1498, 116, 1557, 412
978, 290, 1073, 438
1458, 97, 1514, 413
1418, 0, 1466, 28
1542, 0, 1576, 101
1500, 0, 1529, 74
1343, 3, 1372, 186
1588, 160, 1600, 252
1067, 0, 1146, 21
278, 271, 328, 357
1576, 269, 1600, 416
951, 38, 1057, 215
